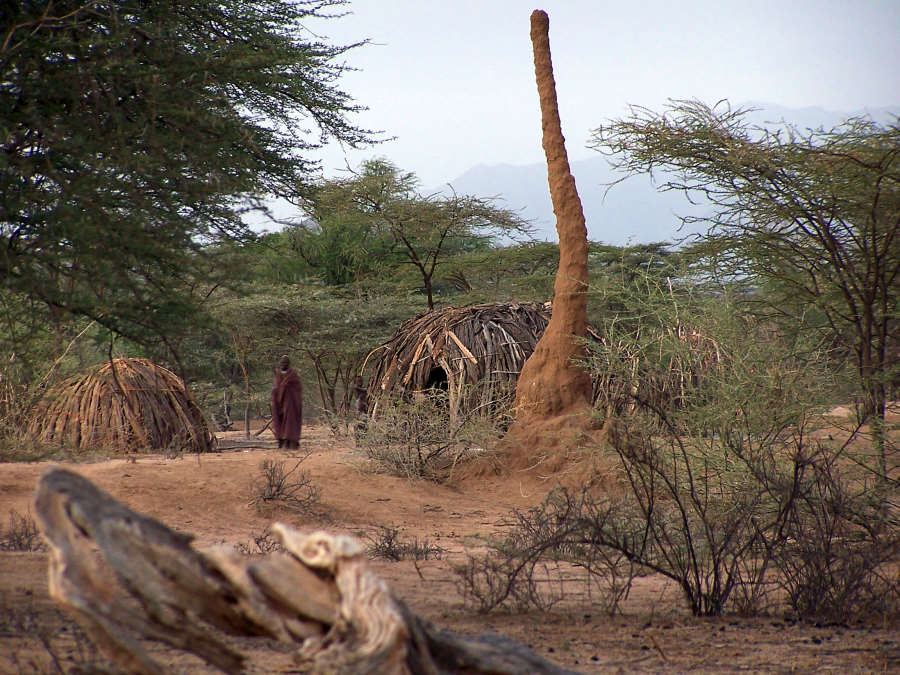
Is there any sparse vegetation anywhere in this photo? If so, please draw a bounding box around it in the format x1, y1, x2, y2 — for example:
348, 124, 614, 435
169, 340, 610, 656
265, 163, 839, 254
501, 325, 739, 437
236, 526, 284, 556
455, 488, 640, 616
367, 525, 444, 561
455, 278, 899, 622
593, 101, 900, 482
0, 6, 896, 663
0, 599, 104, 673
0, 510, 44, 552
248, 456, 320, 513
357, 385, 510, 482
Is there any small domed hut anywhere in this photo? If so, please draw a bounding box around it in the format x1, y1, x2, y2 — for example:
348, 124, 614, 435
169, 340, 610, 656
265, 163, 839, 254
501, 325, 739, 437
365, 302, 555, 419
365, 302, 721, 422
27, 358, 214, 454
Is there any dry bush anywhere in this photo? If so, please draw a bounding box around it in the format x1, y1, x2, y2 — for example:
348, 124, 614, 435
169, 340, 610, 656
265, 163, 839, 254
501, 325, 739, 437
0, 598, 104, 673
0, 509, 44, 552
773, 449, 900, 622
357, 384, 509, 482
454, 490, 639, 616
455, 551, 570, 615
592, 351, 898, 620
461, 288, 900, 621
247, 456, 319, 513
366, 525, 444, 562
236, 526, 284, 556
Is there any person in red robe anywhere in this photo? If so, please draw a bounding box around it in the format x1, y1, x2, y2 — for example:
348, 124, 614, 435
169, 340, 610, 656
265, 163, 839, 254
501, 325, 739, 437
271, 355, 302, 449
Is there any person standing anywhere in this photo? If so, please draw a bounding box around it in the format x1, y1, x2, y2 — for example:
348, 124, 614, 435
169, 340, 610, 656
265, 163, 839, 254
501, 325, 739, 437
352, 375, 369, 417
352, 375, 369, 438
271, 355, 302, 449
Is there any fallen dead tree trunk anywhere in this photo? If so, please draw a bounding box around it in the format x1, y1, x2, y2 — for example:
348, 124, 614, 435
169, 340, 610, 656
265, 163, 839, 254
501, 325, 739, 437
35, 467, 578, 674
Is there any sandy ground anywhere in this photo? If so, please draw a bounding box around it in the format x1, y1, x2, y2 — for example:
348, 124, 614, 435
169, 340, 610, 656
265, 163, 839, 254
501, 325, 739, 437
1, 423, 898, 673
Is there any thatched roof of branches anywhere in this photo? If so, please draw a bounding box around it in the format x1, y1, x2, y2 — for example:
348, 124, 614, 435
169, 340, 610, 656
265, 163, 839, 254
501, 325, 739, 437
27, 358, 215, 454
366, 301, 725, 421
366, 302, 557, 418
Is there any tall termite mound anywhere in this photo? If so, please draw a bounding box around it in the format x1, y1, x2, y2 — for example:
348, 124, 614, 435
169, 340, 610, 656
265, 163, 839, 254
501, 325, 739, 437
503, 10, 594, 464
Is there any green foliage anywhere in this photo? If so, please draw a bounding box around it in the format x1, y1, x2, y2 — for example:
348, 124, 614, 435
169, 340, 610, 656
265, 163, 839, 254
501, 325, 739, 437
438, 240, 683, 311
239, 231, 317, 285
291, 215, 397, 286
592, 100, 900, 476
180, 281, 422, 425
298, 159, 532, 307
440, 241, 559, 304
1, 0, 371, 350
0, 291, 114, 431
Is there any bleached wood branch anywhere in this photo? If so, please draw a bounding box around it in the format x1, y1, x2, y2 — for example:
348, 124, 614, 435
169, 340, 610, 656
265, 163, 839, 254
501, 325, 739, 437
35, 468, 577, 674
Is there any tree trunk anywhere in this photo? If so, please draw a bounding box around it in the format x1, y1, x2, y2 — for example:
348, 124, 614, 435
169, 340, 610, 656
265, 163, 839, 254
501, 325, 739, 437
506, 10, 593, 455
857, 329, 888, 485
425, 274, 435, 310
34, 468, 577, 675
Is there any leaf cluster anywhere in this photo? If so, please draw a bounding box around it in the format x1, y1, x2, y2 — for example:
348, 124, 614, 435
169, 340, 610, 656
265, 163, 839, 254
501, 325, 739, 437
293, 159, 533, 307
1, 0, 372, 348
592, 100, 900, 469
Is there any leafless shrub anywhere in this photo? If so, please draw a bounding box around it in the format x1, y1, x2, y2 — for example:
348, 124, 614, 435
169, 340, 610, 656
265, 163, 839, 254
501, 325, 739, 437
773, 448, 900, 622
452, 268, 900, 622
358, 385, 508, 482
236, 526, 284, 556
454, 490, 637, 616
577, 288, 899, 620
0, 599, 105, 673
454, 551, 568, 614
366, 525, 444, 562
248, 456, 319, 513
0, 509, 45, 552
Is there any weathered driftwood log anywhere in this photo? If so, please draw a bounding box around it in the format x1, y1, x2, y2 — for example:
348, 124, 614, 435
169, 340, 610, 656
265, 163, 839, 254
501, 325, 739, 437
35, 468, 578, 674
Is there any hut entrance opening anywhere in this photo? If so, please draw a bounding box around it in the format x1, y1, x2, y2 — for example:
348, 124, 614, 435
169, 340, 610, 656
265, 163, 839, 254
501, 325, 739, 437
367, 302, 555, 421
421, 367, 451, 411
424, 367, 448, 393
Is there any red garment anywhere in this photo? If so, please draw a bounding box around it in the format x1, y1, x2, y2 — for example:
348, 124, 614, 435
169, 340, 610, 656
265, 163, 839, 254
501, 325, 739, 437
271, 368, 303, 442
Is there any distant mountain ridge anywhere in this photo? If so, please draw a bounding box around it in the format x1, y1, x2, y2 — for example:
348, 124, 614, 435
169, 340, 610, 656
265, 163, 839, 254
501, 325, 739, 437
443, 103, 898, 245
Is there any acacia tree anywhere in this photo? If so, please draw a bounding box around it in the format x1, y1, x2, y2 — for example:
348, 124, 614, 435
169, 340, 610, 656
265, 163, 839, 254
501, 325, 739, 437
1, 0, 372, 354
591, 100, 899, 478
298, 159, 532, 308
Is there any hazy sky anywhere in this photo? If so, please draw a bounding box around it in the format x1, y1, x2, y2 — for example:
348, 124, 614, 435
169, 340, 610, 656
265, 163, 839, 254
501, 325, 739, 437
306, 0, 899, 188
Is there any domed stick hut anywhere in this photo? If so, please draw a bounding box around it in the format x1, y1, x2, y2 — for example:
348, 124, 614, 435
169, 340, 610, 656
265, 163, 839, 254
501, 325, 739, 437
27, 358, 214, 454
365, 302, 554, 420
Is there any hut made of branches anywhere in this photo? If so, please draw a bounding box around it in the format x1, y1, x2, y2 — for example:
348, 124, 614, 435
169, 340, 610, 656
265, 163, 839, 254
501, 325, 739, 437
27, 358, 215, 454
365, 302, 555, 418
366, 301, 725, 422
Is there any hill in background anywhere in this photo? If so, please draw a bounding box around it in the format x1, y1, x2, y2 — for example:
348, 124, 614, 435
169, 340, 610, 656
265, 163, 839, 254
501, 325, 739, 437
443, 103, 898, 245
